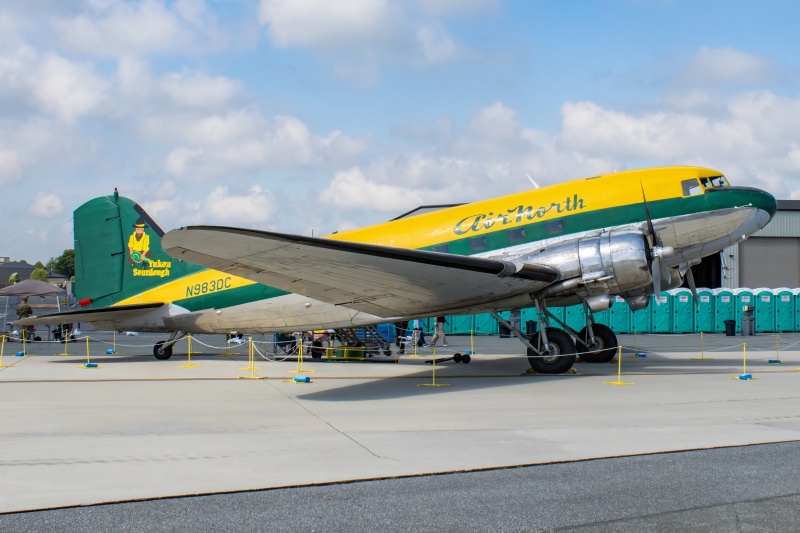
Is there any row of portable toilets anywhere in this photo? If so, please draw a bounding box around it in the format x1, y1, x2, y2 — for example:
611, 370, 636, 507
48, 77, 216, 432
421, 288, 800, 336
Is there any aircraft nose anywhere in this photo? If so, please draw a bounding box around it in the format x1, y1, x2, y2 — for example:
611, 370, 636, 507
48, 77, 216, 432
754, 188, 778, 220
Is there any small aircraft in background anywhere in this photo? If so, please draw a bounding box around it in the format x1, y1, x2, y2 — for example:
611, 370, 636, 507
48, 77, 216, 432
20, 166, 776, 374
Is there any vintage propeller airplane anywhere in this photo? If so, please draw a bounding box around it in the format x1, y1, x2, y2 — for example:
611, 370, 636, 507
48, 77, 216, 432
20, 166, 776, 374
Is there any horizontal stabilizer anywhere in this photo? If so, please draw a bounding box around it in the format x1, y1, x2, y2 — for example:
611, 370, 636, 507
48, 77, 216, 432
16, 303, 164, 327
163, 226, 558, 317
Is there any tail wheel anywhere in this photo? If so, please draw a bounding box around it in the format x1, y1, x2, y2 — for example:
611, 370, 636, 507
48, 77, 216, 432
154, 340, 173, 360
527, 327, 577, 374
575, 324, 618, 363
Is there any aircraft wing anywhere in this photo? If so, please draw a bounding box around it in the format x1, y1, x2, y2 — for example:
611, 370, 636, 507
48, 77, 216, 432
162, 226, 559, 317
15, 303, 164, 327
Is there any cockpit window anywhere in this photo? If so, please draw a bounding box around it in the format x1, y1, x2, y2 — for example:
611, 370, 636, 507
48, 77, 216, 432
699, 177, 710, 188
708, 175, 729, 188
681, 178, 703, 196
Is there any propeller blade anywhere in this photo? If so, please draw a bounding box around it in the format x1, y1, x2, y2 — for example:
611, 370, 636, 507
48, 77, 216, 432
652, 259, 662, 304
686, 266, 698, 307
640, 182, 663, 248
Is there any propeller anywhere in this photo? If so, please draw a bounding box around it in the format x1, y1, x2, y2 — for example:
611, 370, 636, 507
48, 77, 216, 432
640, 183, 674, 302
679, 263, 699, 307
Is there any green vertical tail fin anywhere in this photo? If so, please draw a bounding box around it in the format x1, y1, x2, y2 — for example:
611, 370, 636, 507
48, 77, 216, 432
73, 191, 201, 307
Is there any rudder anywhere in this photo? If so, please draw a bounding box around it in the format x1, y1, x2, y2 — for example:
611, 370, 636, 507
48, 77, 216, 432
73, 190, 200, 308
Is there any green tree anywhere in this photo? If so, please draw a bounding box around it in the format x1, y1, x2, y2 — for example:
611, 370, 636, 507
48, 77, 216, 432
46, 257, 57, 271
8, 272, 19, 284
34, 261, 45, 269
54, 249, 75, 279
30, 268, 49, 282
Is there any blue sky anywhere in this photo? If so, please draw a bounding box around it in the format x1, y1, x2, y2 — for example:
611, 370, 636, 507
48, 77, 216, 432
2, 0, 800, 263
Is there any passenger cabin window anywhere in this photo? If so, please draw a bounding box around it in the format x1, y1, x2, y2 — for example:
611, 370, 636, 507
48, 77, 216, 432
546, 219, 564, 235
681, 178, 703, 196
507, 227, 526, 244
469, 236, 488, 252
432, 244, 449, 253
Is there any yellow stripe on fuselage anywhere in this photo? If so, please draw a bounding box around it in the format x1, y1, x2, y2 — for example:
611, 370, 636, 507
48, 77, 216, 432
114, 269, 257, 306
328, 166, 722, 248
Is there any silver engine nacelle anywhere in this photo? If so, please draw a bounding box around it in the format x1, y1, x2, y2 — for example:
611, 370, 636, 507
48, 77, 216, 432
523, 231, 653, 297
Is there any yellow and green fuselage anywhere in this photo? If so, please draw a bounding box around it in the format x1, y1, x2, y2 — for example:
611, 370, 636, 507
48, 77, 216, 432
73, 166, 776, 332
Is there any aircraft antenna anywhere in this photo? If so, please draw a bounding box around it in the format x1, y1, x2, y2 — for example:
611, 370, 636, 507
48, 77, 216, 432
601, 158, 618, 173
525, 173, 540, 189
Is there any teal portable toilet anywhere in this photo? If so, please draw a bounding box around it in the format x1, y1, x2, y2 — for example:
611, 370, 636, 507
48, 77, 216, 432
694, 289, 715, 332
631, 297, 652, 334
521, 307, 538, 334
496, 310, 511, 336
670, 288, 694, 333
592, 306, 610, 327
650, 292, 672, 333
552, 306, 566, 328
734, 288, 754, 333
473, 313, 498, 335
714, 288, 735, 333
754, 288, 775, 333
608, 295, 631, 334
565, 304, 586, 332
775, 288, 797, 332
448, 315, 473, 335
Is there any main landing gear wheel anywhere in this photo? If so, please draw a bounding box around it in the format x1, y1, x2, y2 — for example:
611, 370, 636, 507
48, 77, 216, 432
527, 327, 576, 374
575, 324, 618, 363
153, 340, 173, 360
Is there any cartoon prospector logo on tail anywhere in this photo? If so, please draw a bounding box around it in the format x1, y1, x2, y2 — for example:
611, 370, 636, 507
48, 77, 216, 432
128, 218, 152, 269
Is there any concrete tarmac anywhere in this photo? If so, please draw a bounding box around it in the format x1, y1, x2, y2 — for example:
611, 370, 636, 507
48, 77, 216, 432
1, 331, 799, 530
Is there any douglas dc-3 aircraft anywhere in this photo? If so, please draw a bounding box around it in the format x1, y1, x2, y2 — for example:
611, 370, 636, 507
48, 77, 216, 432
20, 166, 776, 374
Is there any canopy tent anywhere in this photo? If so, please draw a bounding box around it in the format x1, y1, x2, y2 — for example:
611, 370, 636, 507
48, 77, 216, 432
0, 279, 65, 297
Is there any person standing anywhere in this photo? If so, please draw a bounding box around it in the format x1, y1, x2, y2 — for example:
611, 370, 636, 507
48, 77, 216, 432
426, 316, 448, 347
16, 297, 33, 320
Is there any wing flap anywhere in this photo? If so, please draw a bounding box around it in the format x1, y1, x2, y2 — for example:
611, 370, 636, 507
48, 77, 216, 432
163, 226, 558, 316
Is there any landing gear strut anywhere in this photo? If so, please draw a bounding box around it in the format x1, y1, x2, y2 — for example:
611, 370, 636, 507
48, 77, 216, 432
153, 331, 186, 360
491, 305, 577, 374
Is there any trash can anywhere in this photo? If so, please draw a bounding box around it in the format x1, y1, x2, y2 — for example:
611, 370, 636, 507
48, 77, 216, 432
724, 319, 736, 336
741, 306, 755, 336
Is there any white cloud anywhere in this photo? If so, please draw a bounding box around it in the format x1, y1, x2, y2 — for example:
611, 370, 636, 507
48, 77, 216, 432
151, 111, 371, 178
257, 0, 471, 76
321, 167, 428, 212
165, 147, 204, 176
202, 185, 276, 225
27, 192, 64, 218
683, 47, 776, 86
258, 0, 395, 48
33, 54, 109, 122
0, 149, 21, 183
416, 26, 458, 63
54, 0, 226, 56
0, 117, 95, 186
413, 0, 498, 16
159, 71, 242, 108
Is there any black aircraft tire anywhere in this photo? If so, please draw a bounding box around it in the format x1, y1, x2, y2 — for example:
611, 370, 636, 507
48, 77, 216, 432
576, 324, 618, 363
527, 327, 577, 374
461, 354, 471, 364
154, 341, 173, 360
